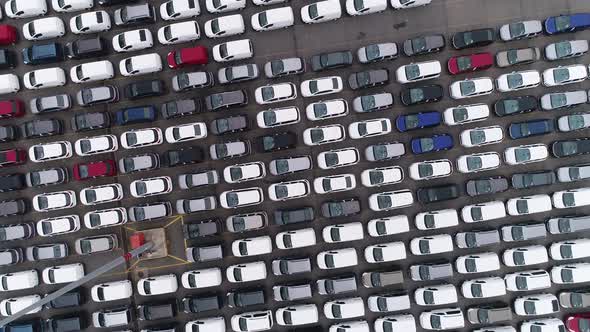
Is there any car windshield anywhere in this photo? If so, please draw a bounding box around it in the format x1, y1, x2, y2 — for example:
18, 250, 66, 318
405, 65, 421, 80
411, 37, 427, 52
550, 93, 567, 108
465, 258, 477, 272
420, 138, 434, 152
560, 244, 573, 258
507, 73, 523, 89
452, 108, 468, 122
568, 115, 586, 130
561, 269, 574, 282
475, 180, 492, 194
218, 44, 228, 59
423, 215, 435, 228
369, 170, 384, 185
553, 68, 570, 83
524, 301, 537, 314
410, 89, 424, 103
258, 12, 268, 27
312, 104, 328, 118
471, 283, 483, 297
562, 193, 576, 207
377, 195, 392, 208
322, 179, 333, 191
405, 114, 420, 129
373, 145, 389, 160
418, 164, 433, 177
419, 240, 431, 254
514, 148, 531, 162
308, 80, 319, 94
273, 160, 290, 175
177, 73, 190, 89
470, 130, 486, 144
356, 72, 371, 87
462, 32, 474, 45
430, 316, 441, 329
271, 60, 284, 75
466, 156, 482, 170
555, 15, 572, 32
275, 185, 289, 199
579, 318, 590, 332
42, 221, 52, 235
322, 153, 338, 167
477, 309, 489, 323
230, 167, 243, 181
457, 56, 472, 71
353, 0, 365, 11
215, 144, 228, 158
263, 111, 277, 125
555, 41, 573, 58
365, 44, 381, 61
360, 95, 376, 111
561, 142, 578, 155
509, 22, 526, 37
503, 99, 521, 114
506, 49, 520, 64
310, 129, 325, 143
465, 232, 477, 247
471, 207, 483, 221
125, 133, 138, 146
516, 200, 529, 214
308, 4, 319, 19
460, 81, 476, 95
329, 203, 343, 217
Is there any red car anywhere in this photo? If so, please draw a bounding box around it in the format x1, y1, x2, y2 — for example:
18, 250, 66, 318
0, 149, 26, 168
0, 25, 17, 45
167, 46, 208, 69
567, 313, 590, 332
447, 52, 493, 75
73, 159, 117, 181
0, 99, 25, 119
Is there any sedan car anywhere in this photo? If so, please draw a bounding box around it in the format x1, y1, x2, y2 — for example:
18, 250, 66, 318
396, 111, 441, 132
447, 52, 493, 75
466, 177, 508, 196
345, 0, 387, 15
500, 20, 542, 41
303, 124, 345, 146
542, 90, 587, 111
400, 85, 443, 106
510, 119, 555, 138
452, 28, 495, 49
553, 138, 590, 158
348, 69, 389, 90
496, 47, 541, 68
357, 42, 398, 63
300, 76, 343, 97
496, 70, 541, 92
504, 144, 548, 165
449, 77, 494, 99
543, 64, 588, 87
545, 40, 589, 61
70, 11, 111, 34
409, 159, 452, 181
349, 118, 391, 139
310, 51, 352, 72
403, 34, 445, 56
494, 95, 538, 116
396, 60, 441, 83
460, 126, 503, 147
301, 0, 341, 23
506, 194, 552, 216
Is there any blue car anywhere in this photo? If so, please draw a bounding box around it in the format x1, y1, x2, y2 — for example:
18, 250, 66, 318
545, 13, 590, 34
411, 134, 454, 154
509, 119, 554, 139
396, 111, 441, 132
115, 106, 157, 126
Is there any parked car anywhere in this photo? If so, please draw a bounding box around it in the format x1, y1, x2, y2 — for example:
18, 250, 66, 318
358, 42, 398, 63
71, 112, 110, 132
496, 47, 540, 67
545, 40, 589, 60
311, 51, 352, 71
511, 171, 555, 189
404, 34, 445, 56
65, 36, 108, 59
494, 95, 538, 116
502, 223, 547, 242
452, 28, 495, 49
448, 53, 493, 75
125, 80, 165, 100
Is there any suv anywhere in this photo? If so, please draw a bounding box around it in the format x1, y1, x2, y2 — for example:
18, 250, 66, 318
183, 219, 220, 239
210, 115, 248, 135
181, 295, 221, 314
46, 291, 83, 309
162, 147, 205, 167
511, 171, 556, 189
317, 275, 357, 295
21, 119, 63, 138
274, 207, 314, 225
22, 42, 64, 65
410, 262, 454, 281
137, 302, 176, 321
321, 199, 361, 218
205, 90, 247, 111
65, 36, 108, 59
0, 199, 27, 216
186, 244, 223, 262
118, 153, 159, 174
44, 315, 84, 332
0, 174, 25, 192
227, 289, 265, 308
553, 139, 590, 158
129, 202, 172, 222
114, 3, 156, 26
77, 86, 118, 106
467, 305, 512, 325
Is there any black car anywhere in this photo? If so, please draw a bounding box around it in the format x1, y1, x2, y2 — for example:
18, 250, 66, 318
44, 315, 84, 332
21, 119, 63, 139
0, 125, 17, 142
227, 289, 265, 308
161, 98, 202, 119
46, 291, 83, 309
348, 69, 389, 90
417, 184, 459, 204
553, 138, 590, 158
125, 80, 165, 100
255, 132, 297, 153
0, 49, 16, 69
511, 171, 556, 189
311, 51, 353, 72
274, 207, 314, 225
137, 302, 176, 321
400, 84, 444, 106
210, 115, 248, 135
65, 36, 108, 59
115, 3, 156, 26
321, 198, 361, 218
71, 112, 110, 132
0, 174, 25, 192
162, 147, 205, 167
494, 96, 538, 116
452, 28, 495, 49
22, 42, 63, 65
205, 90, 248, 111
180, 294, 221, 314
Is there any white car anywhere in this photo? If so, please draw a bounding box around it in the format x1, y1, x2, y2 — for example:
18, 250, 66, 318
74, 135, 118, 156
542, 65, 588, 87
276, 228, 316, 249
0, 270, 38, 292
36, 215, 80, 237
522, 319, 566, 332
0, 74, 20, 95
172, 71, 213, 91
410, 234, 454, 256
185, 318, 226, 332
29, 141, 73, 163
369, 189, 413, 211
324, 298, 365, 319
506, 194, 552, 216
348, 118, 392, 139
306, 99, 348, 121
252, 7, 294, 31
301, 76, 343, 97
496, 70, 541, 92
232, 236, 272, 257
204, 14, 245, 39
157, 21, 201, 45
231, 311, 273, 332
70, 11, 111, 34
212, 39, 253, 62
70, 60, 115, 83
460, 126, 503, 147
461, 277, 506, 299
317, 248, 358, 269
443, 103, 489, 126
314, 174, 356, 194
318, 147, 360, 169
504, 144, 548, 165
275, 304, 318, 326
303, 125, 345, 146
415, 209, 458, 230
553, 187, 590, 209
42, 263, 84, 284
374, 314, 416, 332
164, 122, 207, 143
91, 280, 133, 302
33, 190, 76, 212
391, 0, 431, 9
503, 245, 548, 267
206, 0, 245, 13
83, 207, 127, 229
551, 262, 590, 284
120, 53, 162, 77
456, 152, 501, 173
121, 128, 163, 149
130, 176, 173, 198
226, 261, 267, 283
301, 0, 342, 24
514, 294, 559, 316
449, 77, 494, 99
368, 215, 410, 237
361, 166, 404, 187
23, 67, 66, 90
257, 106, 300, 128
396, 61, 441, 83
330, 321, 369, 332
419, 308, 464, 330
268, 180, 310, 201
557, 113, 590, 132
346, 0, 387, 16
414, 284, 458, 306
80, 183, 123, 205
23, 17, 65, 41
113, 29, 153, 52
549, 238, 590, 260
137, 274, 178, 296
181, 268, 222, 289
504, 270, 551, 292
541, 90, 588, 110
322, 222, 363, 243
409, 159, 452, 180
6, 0, 47, 18
365, 242, 406, 263
461, 201, 506, 223
254, 82, 297, 104
220, 187, 264, 209
455, 252, 500, 274
52, 0, 93, 12
499, 20, 542, 41
0, 295, 42, 316
223, 162, 266, 184
160, 0, 201, 21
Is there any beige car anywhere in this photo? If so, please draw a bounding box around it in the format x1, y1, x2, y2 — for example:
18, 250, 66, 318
496, 47, 540, 68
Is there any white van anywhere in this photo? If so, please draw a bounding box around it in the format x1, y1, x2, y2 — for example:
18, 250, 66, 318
0, 74, 20, 94
70, 60, 115, 83
23, 67, 66, 90
212, 39, 253, 62
119, 53, 162, 77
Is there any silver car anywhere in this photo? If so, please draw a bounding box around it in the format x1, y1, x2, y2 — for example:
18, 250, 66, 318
467, 306, 513, 324
226, 212, 267, 233
75, 234, 117, 255
556, 164, 590, 182
499, 20, 542, 41
547, 215, 590, 234
410, 262, 453, 281
178, 170, 219, 189
357, 42, 398, 63
362, 270, 404, 288
273, 283, 312, 301
209, 140, 249, 160
30, 94, 71, 114
25, 167, 68, 187
317, 275, 357, 295
128, 201, 172, 222
26, 243, 68, 261
545, 40, 589, 61
540, 90, 588, 110
455, 229, 500, 249
264, 57, 304, 78
176, 196, 217, 214
560, 289, 590, 308
352, 93, 393, 113
501, 223, 546, 242
218, 64, 259, 84
365, 142, 405, 161
269, 155, 312, 175
172, 72, 214, 92
496, 47, 540, 68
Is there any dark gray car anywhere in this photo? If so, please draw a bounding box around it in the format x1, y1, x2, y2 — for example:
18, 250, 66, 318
310, 51, 353, 72
455, 229, 500, 249
362, 270, 404, 288
269, 155, 312, 175
274, 207, 314, 225
30, 94, 71, 114
501, 223, 546, 242
26, 243, 68, 261
273, 283, 312, 302
227, 289, 265, 308
410, 262, 453, 281
25, 167, 67, 187
205, 90, 247, 111
128, 202, 172, 222
466, 177, 509, 196
161, 98, 201, 119
467, 305, 513, 324
496, 47, 540, 68
317, 275, 357, 295
272, 257, 311, 276
21, 119, 62, 139
348, 69, 389, 90
264, 57, 304, 78
76, 86, 118, 106
0, 200, 26, 217
547, 215, 590, 234
181, 294, 221, 314
71, 112, 110, 132
210, 115, 248, 135
511, 171, 556, 189
403, 34, 445, 56
321, 198, 361, 218
218, 64, 259, 84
